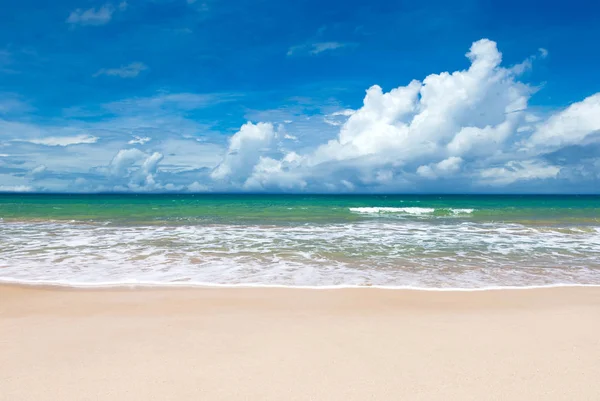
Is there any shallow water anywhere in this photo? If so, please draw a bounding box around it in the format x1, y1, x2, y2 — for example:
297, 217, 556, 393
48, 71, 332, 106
1, 194, 599, 289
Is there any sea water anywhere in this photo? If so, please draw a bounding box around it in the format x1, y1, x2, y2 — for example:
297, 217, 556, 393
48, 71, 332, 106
1, 194, 599, 289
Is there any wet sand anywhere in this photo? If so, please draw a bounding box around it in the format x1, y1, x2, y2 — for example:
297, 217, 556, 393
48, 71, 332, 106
1, 285, 600, 400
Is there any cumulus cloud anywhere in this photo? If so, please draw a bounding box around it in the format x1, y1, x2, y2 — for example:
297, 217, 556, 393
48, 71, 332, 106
2, 39, 599, 193
417, 157, 463, 179
187, 181, 208, 192
527, 94, 600, 151
67, 4, 115, 26
211, 122, 276, 183
109, 148, 164, 190
94, 62, 148, 78
211, 38, 600, 192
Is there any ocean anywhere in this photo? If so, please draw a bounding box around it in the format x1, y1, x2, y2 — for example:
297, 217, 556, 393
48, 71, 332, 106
1, 194, 599, 289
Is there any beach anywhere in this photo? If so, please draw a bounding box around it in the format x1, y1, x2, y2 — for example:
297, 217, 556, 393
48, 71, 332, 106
2, 285, 600, 400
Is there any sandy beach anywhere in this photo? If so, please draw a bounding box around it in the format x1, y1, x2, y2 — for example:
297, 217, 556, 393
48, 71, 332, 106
1, 285, 600, 400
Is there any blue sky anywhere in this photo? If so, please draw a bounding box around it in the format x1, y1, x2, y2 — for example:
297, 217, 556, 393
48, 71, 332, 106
1, 0, 599, 193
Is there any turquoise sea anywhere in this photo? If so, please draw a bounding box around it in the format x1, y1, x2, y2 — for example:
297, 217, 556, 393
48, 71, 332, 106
1, 194, 599, 289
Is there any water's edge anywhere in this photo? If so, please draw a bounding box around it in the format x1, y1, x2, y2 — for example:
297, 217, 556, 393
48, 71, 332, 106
2, 277, 600, 292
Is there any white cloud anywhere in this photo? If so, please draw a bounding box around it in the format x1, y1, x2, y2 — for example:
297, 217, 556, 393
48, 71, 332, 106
2, 39, 598, 193
479, 160, 560, 186
110, 148, 147, 176
67, 4, 115, 26
310, 42, 346, 54
20, 134, 98, 147
214, 38, 599, 191
0, 185, 33, 192
527, 94, 600, 151
94, 62, 148, 78
109, 148, 164, 189
128, 136, 152, 145
187, 181, 208, 192
330, 109, 355, 117
324, 109, 355, 126
244, 152, 307, 190
211, 122, 276, 182
417, 157, 463, 179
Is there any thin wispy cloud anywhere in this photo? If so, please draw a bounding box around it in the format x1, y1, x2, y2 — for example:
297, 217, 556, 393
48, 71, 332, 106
66, 3, 118, 26
103, 92, 241, 114
287, 42, 349, 56
310, 42, 346, 54
128, 136, 152, 145
17, 134, 99, 147
93, 62, 148, 78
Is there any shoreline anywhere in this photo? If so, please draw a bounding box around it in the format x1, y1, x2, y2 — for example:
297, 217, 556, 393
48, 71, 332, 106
3, 279, 600, 292
2, 285, 600, 400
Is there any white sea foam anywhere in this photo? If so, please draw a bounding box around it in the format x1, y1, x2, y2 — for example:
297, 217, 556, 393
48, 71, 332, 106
349, 207, 436, 214
451, 208, 474, 214
1, 220, 599, 289
348, 207, 474, 215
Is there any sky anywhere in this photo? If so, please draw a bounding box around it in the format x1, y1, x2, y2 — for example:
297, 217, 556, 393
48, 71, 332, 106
0, 0, 599, 193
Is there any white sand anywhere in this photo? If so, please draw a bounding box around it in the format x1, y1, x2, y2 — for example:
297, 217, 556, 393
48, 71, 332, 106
1, 285, 600, 400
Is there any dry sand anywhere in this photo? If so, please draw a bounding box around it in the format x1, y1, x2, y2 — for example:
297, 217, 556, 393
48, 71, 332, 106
1, 285, 600, 400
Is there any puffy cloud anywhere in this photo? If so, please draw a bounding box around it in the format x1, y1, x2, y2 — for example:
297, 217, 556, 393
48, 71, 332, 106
527, 94, 600, 151
109, 148, 164, 190
244, 152, 307, 190
417, 157, 463, 179
211, 122, 276, 183
187, 181, 208, 192
94, 62, 148, 78
2, 39, 599, 193
310, 38, 528, 166
110, 148, 147, 176
210, 38, 599, 192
